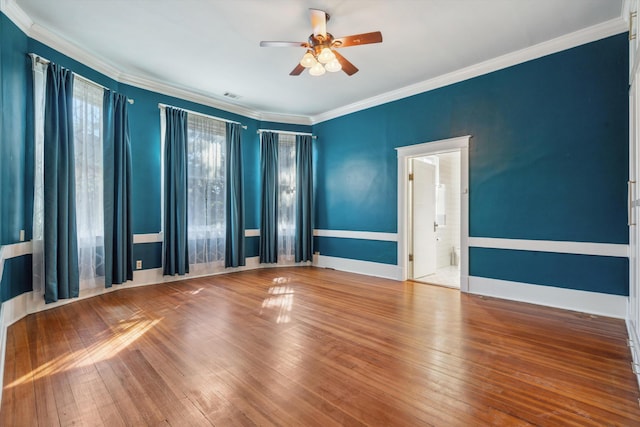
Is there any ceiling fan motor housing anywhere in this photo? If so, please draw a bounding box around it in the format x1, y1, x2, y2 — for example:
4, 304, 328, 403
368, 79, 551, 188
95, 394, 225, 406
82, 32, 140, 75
308, 33, 339, 55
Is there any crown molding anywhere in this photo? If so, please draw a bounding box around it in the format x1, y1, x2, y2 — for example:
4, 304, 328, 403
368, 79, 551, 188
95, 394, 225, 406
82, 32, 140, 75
119, 72, 311, 124
0, 0, 32, 32
309, 17, 628, 124
1, 0, 628, 127
28, 23, 125, 80
256, 111, 313, 125
118, 72, 263, 121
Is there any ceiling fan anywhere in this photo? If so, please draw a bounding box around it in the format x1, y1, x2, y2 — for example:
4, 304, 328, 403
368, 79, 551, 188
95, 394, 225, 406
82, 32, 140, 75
259, 8, 383, 76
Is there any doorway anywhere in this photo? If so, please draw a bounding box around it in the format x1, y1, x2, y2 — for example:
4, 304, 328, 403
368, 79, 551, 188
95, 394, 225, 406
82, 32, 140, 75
410, 152, 461, 287
396, 136, 470, 292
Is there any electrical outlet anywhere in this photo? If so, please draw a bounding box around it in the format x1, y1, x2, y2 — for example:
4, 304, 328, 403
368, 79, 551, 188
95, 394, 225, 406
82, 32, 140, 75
19, 230, 25, 242
136, 260, 142, 270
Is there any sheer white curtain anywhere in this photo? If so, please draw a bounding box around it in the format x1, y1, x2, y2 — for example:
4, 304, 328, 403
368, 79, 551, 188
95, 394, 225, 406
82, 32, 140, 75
73, 78, 105, 289
278, 133, 296, 263
187, 113, 226, 273
31, 57, 47, 302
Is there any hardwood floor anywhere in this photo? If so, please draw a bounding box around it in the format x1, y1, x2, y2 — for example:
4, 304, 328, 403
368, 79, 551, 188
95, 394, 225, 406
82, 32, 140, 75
1, 267, 639, 426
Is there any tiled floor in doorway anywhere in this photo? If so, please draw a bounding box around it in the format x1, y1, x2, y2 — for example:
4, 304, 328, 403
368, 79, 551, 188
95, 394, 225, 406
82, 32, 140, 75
416, 265, 460, 288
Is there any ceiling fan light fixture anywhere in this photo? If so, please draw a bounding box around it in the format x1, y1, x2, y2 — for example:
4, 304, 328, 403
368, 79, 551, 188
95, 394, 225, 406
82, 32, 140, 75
260, 8, 382, 77
300, 51, 317, 68
325, 58, 342, 72
309, 62, 326, 76
317, 47, 335, 64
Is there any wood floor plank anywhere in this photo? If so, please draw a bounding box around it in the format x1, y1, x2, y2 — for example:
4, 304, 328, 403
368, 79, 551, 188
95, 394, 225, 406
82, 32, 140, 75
2, 267, 640, 426
95, 355, 167, 426
2, 322, 38, 427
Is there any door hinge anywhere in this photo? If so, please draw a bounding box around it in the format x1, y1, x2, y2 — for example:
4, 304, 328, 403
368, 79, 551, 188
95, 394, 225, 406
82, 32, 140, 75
408, 254, 414, 262
408, 173, 413, 181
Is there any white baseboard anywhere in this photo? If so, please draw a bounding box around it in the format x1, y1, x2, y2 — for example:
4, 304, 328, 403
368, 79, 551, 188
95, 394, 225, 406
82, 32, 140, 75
313, 254, 402, 281
468, 275, 627, 319
128, 256, 262, 287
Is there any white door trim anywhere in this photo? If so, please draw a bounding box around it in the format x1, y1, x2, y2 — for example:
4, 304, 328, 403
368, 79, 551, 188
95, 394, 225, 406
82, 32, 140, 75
396, 135, 470, 291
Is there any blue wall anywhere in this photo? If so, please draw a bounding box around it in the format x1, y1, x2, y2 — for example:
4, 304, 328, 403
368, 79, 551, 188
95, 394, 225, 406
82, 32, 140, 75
470, 248, 628, 295
0, 15, 32, 302
0, 15, 29, 245
0, 256, 32, 301
313, 33, 629, 295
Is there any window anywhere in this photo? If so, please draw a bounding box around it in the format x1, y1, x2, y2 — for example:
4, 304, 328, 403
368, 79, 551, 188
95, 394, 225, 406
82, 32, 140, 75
278, 134, 296, 262
186, 113, 226, 268
161, 107, 227, 271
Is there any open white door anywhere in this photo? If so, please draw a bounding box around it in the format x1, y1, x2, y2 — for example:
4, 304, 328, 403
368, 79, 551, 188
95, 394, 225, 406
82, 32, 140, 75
412, 159, 437, 279
396, 135, 469, 291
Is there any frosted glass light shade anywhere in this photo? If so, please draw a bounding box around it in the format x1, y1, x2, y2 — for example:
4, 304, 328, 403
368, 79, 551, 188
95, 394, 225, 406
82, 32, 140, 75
309, 62, 326, 76
317, 47, 335, 64
325, 58, 342, 72
300, 51, 317, 68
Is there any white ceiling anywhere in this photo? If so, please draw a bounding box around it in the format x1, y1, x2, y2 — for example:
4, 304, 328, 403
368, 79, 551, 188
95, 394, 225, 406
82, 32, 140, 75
11, 0, 626, 121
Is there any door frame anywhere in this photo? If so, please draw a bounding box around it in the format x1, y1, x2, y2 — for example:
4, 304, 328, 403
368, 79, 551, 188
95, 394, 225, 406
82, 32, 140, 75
396, 135, 470, 292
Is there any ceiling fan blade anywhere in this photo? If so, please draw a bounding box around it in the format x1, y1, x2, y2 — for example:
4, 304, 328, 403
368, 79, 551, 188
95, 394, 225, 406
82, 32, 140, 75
332, 31, 383, 48
332, 50, 358, 76
260, 41, 308, 48
310, 8, 327, 37
290, 63, 305, 76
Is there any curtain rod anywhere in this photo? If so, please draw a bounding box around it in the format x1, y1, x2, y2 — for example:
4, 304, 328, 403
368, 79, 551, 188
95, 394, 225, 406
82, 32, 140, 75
158, 103, 247, 129
257, 129, 316, 139
28, 53, 135, 105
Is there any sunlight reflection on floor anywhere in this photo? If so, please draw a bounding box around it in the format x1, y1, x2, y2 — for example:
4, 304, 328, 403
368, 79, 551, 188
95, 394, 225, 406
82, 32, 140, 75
5, 315, 161, 389
260, 278, 295, 323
